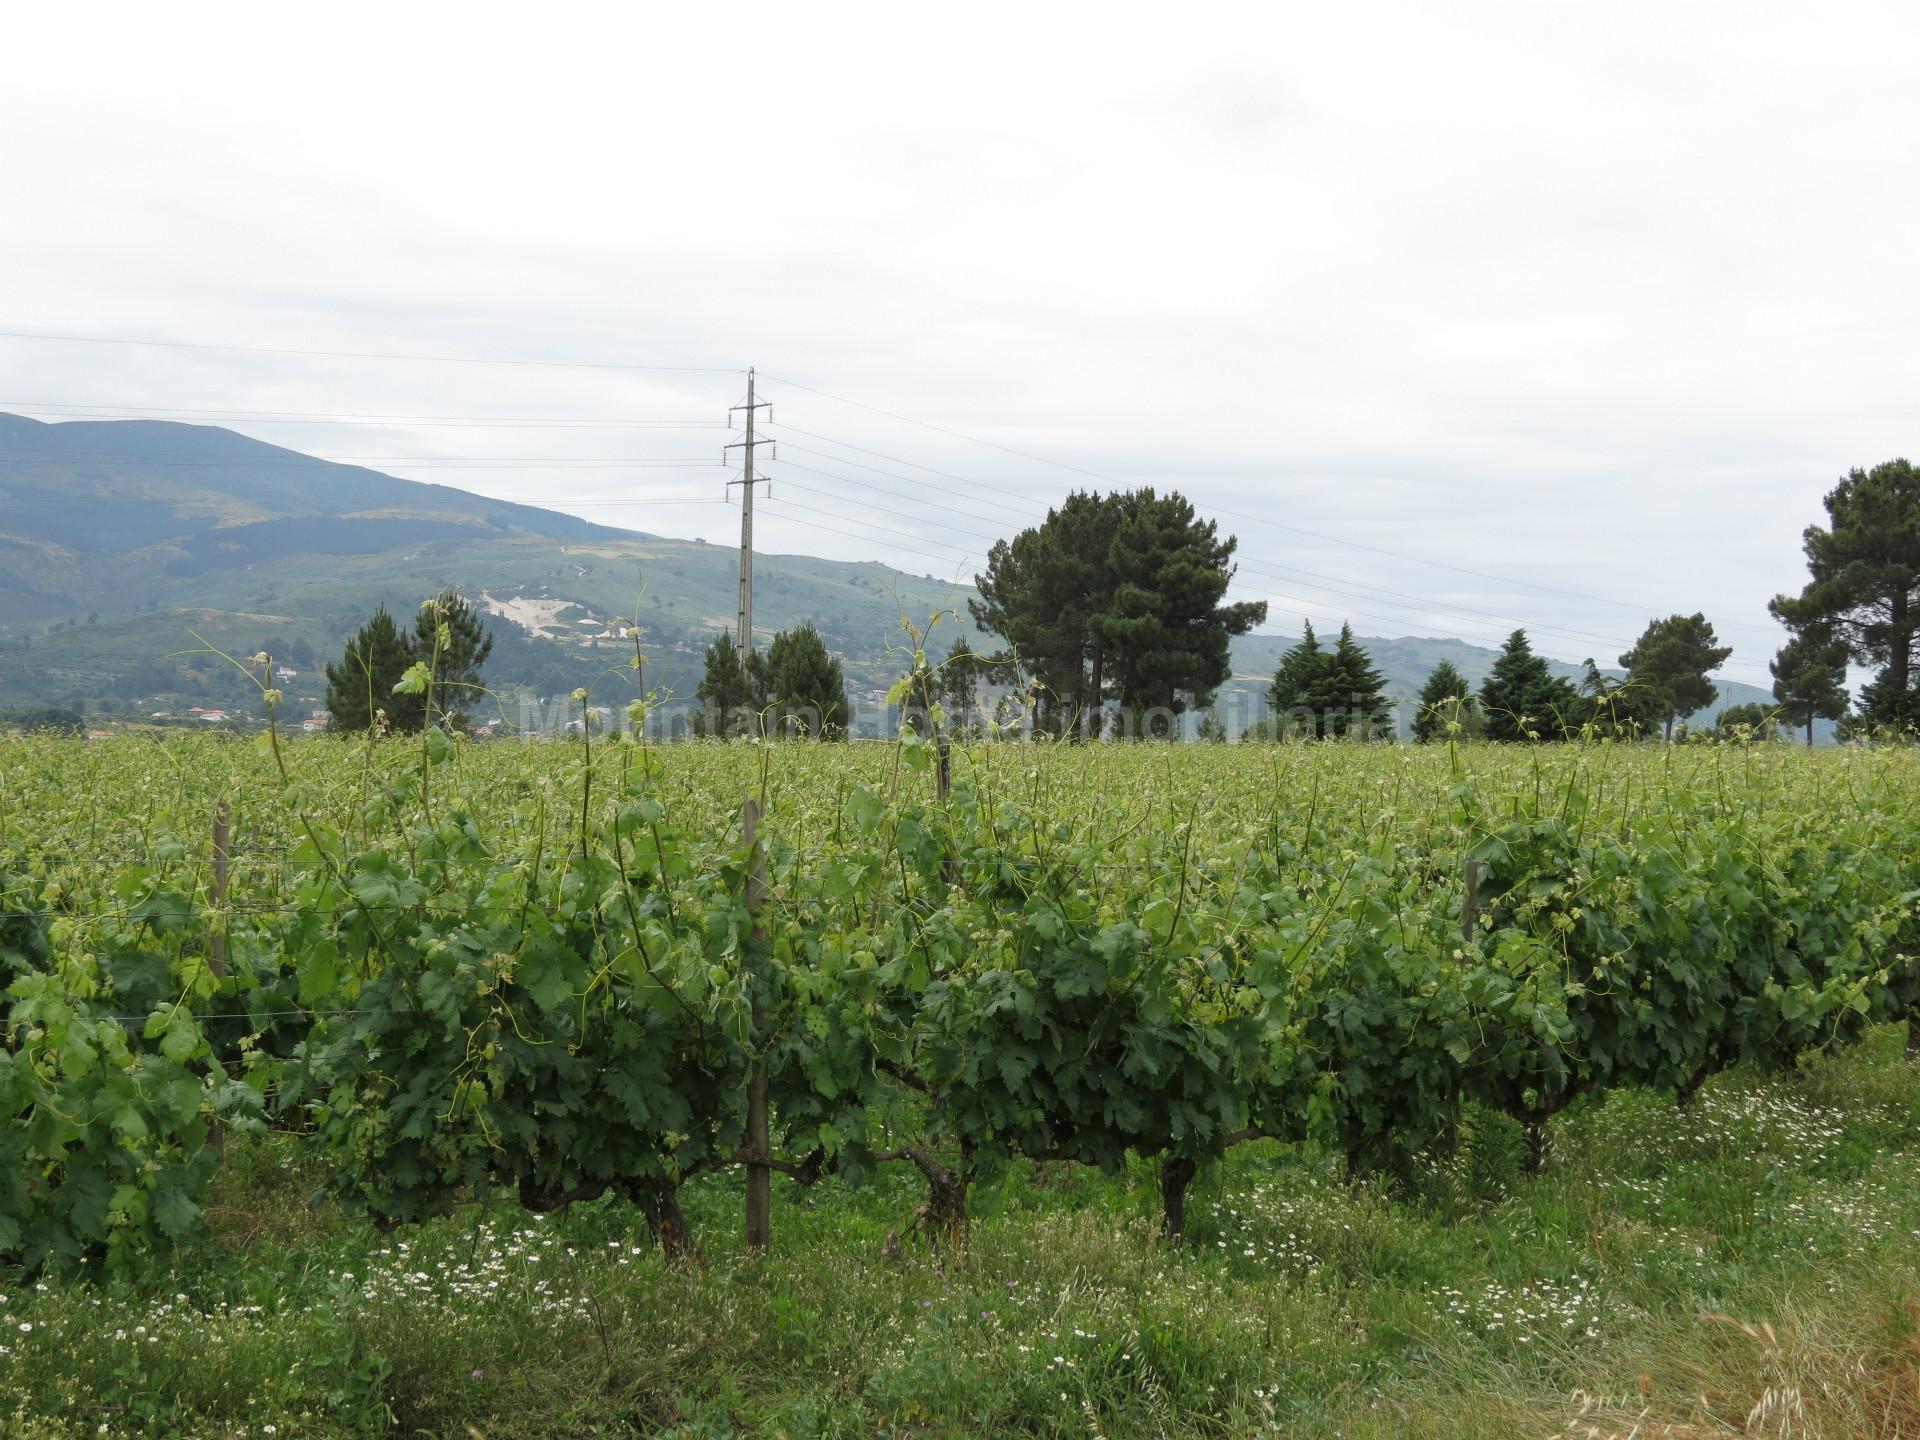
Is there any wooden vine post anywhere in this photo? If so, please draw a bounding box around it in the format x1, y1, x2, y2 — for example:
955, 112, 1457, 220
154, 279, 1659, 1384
208, 800, 230, 978
1460, 857, 1480, 943
742, 796, 772, 1252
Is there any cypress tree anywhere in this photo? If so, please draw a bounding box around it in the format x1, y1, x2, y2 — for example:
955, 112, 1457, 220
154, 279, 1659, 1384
694, 632, 752, 737
1318, 624, 1392, 739
1479, 630, 1580, 741
1412, 659, 1474, 742
1266, 622, 1329, 738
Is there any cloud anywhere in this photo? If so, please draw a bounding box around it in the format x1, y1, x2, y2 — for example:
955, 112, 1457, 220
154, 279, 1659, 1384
5, 0, 1917, 687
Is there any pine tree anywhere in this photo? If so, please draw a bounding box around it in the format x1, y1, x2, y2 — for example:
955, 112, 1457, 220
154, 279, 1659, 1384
324, 607, 415, 733
1093, 489, 1267, 733
1619, 613, 1732, 741
1852, 672, 1920, 735
745, 647, 774, 715
938, 636, 986, 737
1479, 630, 1580, 741
970, 491, 1113, 736
694, 632, 752, 737
1266, 622, 1329, 738
412, 591, 494, 730
1770, 626, 1850, 746
1770, 458, 1920, 727
762, 625, 849, 739
1714, 703, 1781, 740
1578, 659, 1648, 739
1412, 659, 1474, 742
972, 488, 1265, 739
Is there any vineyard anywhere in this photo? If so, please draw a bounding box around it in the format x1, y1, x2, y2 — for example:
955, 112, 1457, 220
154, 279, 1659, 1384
3, 726, 1920, 1436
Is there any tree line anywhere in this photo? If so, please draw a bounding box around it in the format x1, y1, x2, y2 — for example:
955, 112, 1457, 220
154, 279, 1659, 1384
945, 457, 1919, 745
692, 625, 851, 739
325, 456, 1919, 744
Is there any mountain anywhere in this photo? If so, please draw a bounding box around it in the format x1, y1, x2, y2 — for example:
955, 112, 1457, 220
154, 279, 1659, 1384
0, 411, 628, 619
0, 413, 974, 716
0, 412, 1795, 734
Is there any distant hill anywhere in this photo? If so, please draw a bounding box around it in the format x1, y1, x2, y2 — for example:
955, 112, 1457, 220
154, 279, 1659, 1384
0, 411, 626, 621
0, 413, 974, 716
0, 412, 1797, 734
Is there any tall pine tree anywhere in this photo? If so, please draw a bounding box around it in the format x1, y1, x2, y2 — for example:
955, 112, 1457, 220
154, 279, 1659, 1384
324, 607, 416, 733
1094, 489, 1267, 736
412, 590, 494, 730
972, 488, 1264, 738
1770, 625, 1850, 746
1619, 613, 1731, 741
1770, 459, 1920, 729
1579, 658, 1647, 739
938, 636, 988, 737
970, 491, 1114, 736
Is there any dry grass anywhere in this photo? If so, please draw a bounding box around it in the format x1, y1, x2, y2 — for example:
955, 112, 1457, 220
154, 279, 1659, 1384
1554, 1298, 1920, 1440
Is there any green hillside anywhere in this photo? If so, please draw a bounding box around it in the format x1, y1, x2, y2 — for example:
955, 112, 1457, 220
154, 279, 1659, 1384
0, 413, 973, 718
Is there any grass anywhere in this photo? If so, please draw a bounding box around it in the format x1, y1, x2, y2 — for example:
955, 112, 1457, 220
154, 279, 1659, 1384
4, 1029, 1919, 1439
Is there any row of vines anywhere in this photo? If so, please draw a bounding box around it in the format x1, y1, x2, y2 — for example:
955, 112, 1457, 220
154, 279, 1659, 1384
2, 709, 1917, 1274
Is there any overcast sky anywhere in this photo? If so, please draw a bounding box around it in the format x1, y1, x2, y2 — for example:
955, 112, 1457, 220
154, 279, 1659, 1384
6, 2, 1919, 686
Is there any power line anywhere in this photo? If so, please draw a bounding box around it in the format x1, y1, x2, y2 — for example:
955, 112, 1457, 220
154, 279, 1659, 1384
2, 401, 726, 429
773, 448, 1038, 532
774, 474, 1006, 548
523, 497, 731, 508
760, 494, 982, 563
360, 459, 728, 468
1226, 556, 1643, 652
767, 435, 1677, 656
763, 433, 1646, 651
767, 422, 1043, 510
1, 456, 728, 468
755, 438, 1774, 681
761, 373, 1113, 482
759, 378, 1787, 640
750, 506, 981, 579
0, 329, 743, 373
